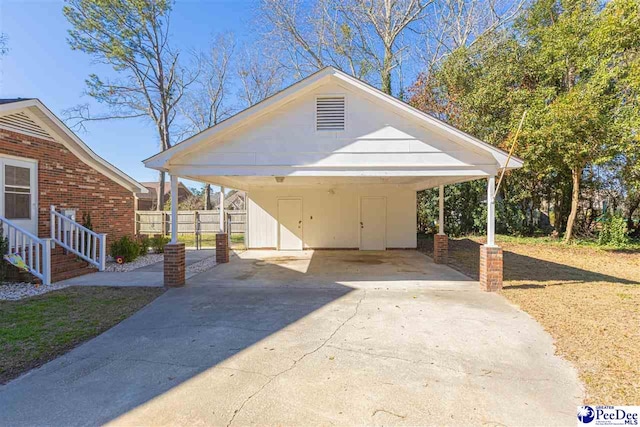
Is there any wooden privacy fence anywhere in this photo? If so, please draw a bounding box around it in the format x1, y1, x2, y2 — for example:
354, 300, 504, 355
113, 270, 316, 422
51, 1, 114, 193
136, 210, 246, 236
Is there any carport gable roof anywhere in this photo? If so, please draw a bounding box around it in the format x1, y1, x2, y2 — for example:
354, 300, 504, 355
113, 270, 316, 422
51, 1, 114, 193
144, 66, 523, 172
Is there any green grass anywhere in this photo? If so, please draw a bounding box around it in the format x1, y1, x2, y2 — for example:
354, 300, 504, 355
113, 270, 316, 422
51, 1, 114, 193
230, 233, 244, 244
0, 286, 165, 384
177, 233, 245, 248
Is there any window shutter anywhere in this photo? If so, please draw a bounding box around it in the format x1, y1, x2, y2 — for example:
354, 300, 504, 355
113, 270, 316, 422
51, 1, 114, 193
316, 96, 345, 131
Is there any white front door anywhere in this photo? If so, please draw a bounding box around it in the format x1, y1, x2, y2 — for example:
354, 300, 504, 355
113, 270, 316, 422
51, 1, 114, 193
360, 197, 386, 250
0, 157, 38, 235
278, 198, 303, 250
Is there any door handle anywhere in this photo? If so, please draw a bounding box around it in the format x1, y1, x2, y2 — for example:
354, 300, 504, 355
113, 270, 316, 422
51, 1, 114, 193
298, 220, 302, 228
360, 222, 364, 229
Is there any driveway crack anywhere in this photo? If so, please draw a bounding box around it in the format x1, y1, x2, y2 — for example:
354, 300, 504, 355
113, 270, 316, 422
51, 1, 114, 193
226, 290, 366, 427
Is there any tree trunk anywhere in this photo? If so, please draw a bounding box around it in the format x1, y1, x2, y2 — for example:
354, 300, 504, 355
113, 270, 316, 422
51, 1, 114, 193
204, 184, 212, 210
381, 45, 393, 95
563, 166, 582, 242
158, 171, 166, 211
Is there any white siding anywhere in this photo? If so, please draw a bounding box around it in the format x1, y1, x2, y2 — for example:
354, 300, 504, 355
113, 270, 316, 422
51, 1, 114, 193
174, 81, 496, 173
247, 185, 416, 249
247, 195, 277, 248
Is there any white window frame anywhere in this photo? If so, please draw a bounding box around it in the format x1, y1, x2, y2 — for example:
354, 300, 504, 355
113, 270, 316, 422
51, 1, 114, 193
0, 154, 38, 227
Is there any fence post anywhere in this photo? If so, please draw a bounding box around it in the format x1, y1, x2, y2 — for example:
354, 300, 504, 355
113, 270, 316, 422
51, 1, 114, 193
194, 211, 199, 250
162, 211, 166, 237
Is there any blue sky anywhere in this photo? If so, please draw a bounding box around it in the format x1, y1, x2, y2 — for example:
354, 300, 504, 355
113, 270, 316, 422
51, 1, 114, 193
0, 0, 257, 189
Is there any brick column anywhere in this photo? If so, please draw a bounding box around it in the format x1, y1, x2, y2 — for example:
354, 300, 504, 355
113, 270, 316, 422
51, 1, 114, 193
164, 243, 186, 287
479, 245, 503, 291
216, 233, 229, 263
433, 234, 448, 264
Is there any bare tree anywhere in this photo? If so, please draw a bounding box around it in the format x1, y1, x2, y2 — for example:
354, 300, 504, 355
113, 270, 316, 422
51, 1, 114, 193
179, 33, 236, 210
418, 0, 525, 72
180, 33, 236, 134
63, 0, 196, 210
237, 44, 285, 107
261, 0, 433, 95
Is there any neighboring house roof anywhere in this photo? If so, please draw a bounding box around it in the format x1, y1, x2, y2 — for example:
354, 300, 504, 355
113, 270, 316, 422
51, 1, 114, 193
211, 191, 245, 209
144, 66, 523, 171
136, 181, 192, 201
224, 191, 245, 210
0, 98, 34, 105
0, 98, 147, 193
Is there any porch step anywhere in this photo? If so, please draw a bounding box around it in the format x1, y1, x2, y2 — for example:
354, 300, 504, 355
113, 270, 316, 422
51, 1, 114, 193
51, 253, 98, 282
52, 266, 97, 282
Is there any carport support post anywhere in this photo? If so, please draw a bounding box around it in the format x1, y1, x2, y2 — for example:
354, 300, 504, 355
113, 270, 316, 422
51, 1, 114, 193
480, 176, 503, 291
164, 174, 186, 287
433, 185, 448, 264
219, 186, 225, 232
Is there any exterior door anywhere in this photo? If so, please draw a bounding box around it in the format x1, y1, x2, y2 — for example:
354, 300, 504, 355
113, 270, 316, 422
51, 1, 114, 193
0, 157, 37, 235
278, 198, 303, 250
360, 197, 386, 250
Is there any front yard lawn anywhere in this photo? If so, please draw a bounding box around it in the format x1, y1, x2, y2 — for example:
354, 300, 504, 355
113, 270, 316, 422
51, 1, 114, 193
0, 286, 165, 384
419, 234, 640, 404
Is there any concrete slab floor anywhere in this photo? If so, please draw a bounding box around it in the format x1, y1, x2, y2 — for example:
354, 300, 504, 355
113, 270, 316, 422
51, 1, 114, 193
0, 250, 583, 426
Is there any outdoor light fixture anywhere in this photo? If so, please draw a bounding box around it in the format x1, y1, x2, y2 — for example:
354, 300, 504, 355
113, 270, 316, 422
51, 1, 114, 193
275, 176, 285, 183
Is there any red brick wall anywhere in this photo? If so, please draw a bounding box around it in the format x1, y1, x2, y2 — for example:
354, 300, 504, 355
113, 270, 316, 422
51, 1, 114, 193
433, 234, 448, 264
479, 245, 503, 291
0, 128, 135, 251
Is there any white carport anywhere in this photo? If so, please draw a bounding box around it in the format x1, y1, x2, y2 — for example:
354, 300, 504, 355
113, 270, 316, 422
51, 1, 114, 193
144, 67, 522, 290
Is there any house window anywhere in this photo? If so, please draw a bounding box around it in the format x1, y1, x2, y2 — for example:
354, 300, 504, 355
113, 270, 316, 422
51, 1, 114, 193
5, 165, 31, 219
316, 96, 345, 131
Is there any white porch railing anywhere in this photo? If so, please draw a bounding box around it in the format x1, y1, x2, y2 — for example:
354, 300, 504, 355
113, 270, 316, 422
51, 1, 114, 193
0, 216, 52, 285
50, 206, 106, 271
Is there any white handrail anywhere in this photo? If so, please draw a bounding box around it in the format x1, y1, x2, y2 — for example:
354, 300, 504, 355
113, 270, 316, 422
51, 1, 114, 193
0, 216, 51, 285
50, 206, 106, 271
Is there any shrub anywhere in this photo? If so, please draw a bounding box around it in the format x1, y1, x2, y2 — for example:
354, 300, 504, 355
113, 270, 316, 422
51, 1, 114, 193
137, 235, 150, 256
598, 213, 629, 247
109, 235, 141, 263
150, 235, 170, 253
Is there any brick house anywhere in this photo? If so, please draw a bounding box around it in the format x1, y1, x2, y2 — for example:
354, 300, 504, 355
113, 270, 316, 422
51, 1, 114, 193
0, 98, 146, 282
135, 181, 192, 211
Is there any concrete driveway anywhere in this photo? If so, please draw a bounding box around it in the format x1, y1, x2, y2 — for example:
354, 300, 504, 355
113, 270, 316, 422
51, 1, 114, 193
0, 250, 583, 426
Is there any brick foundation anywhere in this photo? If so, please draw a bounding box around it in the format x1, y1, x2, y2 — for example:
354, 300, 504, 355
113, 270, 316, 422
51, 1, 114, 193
164, 243, 185, 287
433, 234, 448, 264
216, 233, 229, 263
479, 245, 503, 291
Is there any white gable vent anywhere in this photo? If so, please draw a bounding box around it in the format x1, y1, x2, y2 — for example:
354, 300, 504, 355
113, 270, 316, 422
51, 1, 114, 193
316, 96, 345, 131
0, 112, 55, 140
